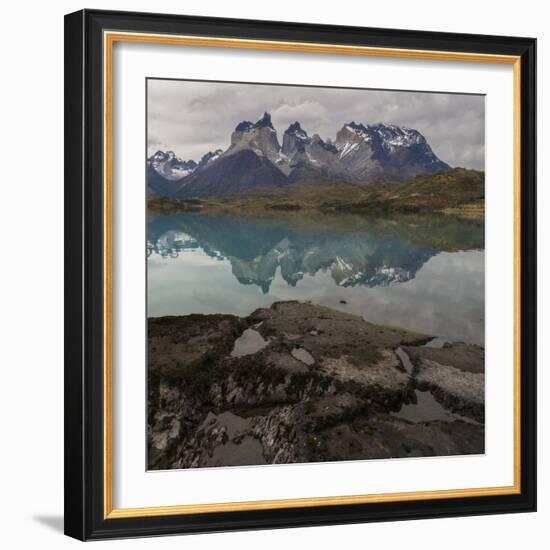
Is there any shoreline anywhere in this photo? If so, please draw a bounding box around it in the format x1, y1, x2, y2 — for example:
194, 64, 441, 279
148, 301, 485, 470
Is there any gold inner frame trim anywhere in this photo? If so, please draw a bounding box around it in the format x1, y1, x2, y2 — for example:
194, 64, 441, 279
103, 30, 522, 520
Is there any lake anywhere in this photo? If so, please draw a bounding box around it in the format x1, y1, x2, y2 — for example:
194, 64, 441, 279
147, 211, 485, 346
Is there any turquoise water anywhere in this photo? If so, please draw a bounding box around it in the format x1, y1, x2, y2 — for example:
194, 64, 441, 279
147, 212, 485, 346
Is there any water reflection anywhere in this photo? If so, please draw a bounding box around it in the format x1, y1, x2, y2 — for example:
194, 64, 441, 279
147, 212, 484, 345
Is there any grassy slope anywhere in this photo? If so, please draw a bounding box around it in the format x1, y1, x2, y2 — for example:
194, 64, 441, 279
358, 168, 484, 219
206, 168, 484, 219
148, 168, 485, 221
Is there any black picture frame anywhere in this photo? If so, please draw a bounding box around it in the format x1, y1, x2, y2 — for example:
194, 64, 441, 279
64, 8, 537, 541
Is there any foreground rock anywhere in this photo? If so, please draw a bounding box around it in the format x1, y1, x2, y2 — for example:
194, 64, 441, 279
403, 343, 485, 422
148, 301, 485, 469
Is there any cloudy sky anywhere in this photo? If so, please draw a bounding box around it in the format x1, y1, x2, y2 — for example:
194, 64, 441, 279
147, 79, 485, 170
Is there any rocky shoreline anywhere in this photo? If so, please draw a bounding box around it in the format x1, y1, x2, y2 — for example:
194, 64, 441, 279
148, 301, 484, 470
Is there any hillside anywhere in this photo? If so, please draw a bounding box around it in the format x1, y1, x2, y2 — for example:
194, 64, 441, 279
185, 167, 485, 220
343, 168, 485, 218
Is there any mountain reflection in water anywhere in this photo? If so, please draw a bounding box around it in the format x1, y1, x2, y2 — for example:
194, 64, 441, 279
147, 212, 485, 346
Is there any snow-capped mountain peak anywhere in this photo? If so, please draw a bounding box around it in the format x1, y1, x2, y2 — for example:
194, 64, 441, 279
235, 112, 275, 133
148, 150, 198, 181
255, 111, 274, 129
285, 121, 308, 141
228, 112, 282, 163
342, 122, 425, 149
367, 123, 425, 149
151, 150, 169, 162
198, 149, 223, 168
343, 122, 374, 142
335, 121, 449, 179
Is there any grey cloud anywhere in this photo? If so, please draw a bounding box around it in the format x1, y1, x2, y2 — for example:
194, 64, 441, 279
147, 79, 485, 169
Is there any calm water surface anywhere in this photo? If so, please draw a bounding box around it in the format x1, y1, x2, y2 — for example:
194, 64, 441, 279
147, 212, 485, 346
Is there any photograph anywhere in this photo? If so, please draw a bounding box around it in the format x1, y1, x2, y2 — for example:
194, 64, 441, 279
146, 79, 486, 470
0, 0, 544, 545
58, 6, 537, 542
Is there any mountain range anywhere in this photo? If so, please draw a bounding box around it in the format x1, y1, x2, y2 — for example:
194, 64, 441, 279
147, 112, 450, 198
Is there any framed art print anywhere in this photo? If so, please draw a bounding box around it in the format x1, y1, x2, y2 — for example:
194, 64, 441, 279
64, 9, 537, 540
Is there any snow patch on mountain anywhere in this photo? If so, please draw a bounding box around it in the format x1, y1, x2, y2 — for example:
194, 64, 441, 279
148, 150, 198, 181
338, 141, 359, 159
198, 149, 223, 168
